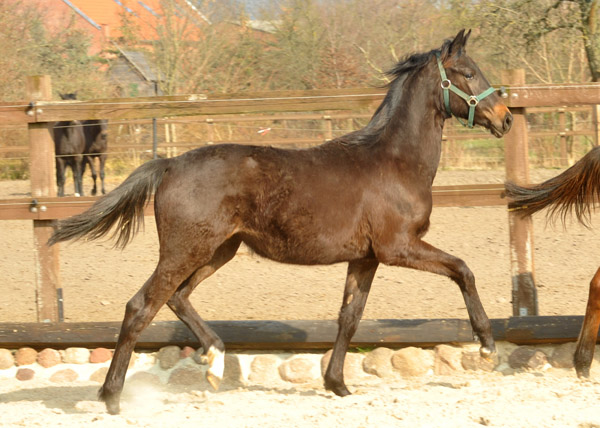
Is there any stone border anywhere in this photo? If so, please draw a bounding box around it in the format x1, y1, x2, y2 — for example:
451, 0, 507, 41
0, 341, 587, 388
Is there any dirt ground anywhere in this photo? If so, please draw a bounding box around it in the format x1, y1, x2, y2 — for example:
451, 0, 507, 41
1, 369, 600, 428
1, 168, 599, 324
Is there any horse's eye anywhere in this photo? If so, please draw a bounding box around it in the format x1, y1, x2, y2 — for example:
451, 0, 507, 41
465, 72, 474, 80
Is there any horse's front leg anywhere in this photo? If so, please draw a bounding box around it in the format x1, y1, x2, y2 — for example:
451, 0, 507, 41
324, 258, 378, 396
73, 155, 84, 196
574, 267, 600, 378
375, 238, 495, 358
55, 158, 66, 197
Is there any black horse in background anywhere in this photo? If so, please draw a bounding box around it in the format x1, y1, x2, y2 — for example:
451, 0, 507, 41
49, 30, 512, 415
53, 93, 86, 197
53, 93, 108, 196
82, 119, 108, 195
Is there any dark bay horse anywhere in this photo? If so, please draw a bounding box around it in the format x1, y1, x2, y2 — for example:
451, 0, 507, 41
49, 30, 512, 414
82, 119, 108, 195
53, 93, 86, 197
506, 146, 600, 378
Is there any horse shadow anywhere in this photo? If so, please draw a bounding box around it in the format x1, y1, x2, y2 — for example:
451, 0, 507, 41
0, 384, 100, 415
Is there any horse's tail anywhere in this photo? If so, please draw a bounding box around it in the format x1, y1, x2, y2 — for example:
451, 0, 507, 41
505, 146, 600, 226
48, 158, 171, 248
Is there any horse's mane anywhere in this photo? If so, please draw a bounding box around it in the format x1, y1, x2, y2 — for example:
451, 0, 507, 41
337, 40, 451, 145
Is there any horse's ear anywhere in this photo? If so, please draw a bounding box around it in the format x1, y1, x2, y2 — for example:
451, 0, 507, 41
442, 29, 470, 61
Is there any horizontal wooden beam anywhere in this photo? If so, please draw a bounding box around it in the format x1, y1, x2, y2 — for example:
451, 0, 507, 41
2, 83, 599, 125
0, 316, 585, 350
0, 184, 507, 221
504, 83, 600, 108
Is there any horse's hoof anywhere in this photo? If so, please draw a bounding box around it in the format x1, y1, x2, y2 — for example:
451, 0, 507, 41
576, 366, 590, 379
74, 192, 81, 197
479, 346, 496, 360
98, 387, 120, 415
206, 346, 224, 390
324, 379, 351, 397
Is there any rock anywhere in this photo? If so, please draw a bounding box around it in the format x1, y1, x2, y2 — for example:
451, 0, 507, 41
0, 348, 14, 369
279, 357, 318, 384
63, 347, 90, 364
321, 350, 366, 381
434, 345, 464, 375
180, 346, 196, 359
461, 351, 498, 372
90, 367, 109, 383
37, 348, 61, 368
90, 348, 113, 364
169, 366, 210, 388
157, 346, 181, 370
16, 368, 35, 381
222, 354, 244, 388
391, 347, 433, 377
15, 347, 37, 366
249, 355, 281, 384
126, 371, 162, 387
508, 347, 548, 370
363, 347, 394, 378
50, 369, 78, 383
549, 342, 577, 369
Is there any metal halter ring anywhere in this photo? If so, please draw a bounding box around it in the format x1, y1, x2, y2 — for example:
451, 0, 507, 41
468, 96, 479, 106
441, 79, 452, 89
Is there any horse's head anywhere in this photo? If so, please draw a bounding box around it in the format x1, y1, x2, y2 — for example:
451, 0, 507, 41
437, 29, 512, 138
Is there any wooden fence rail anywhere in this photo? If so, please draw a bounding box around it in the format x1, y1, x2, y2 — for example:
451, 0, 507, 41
1, 74, 600, 347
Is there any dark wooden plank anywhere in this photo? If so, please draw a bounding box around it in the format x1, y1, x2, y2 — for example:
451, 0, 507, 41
0, 317, 587, 350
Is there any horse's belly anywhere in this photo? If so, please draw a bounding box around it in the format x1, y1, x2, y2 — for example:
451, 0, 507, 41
240, 232, 371, 265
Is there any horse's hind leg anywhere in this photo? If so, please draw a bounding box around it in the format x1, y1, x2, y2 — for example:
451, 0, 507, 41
574, 267, 600, 378
376, 239, 495, 357
167, 236, 242, 389
99, 259, 200, 415
324, 258, 378, 396
85, 156, 98, 196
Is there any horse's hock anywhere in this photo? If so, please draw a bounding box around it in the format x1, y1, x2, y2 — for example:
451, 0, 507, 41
0, 341, 593, 388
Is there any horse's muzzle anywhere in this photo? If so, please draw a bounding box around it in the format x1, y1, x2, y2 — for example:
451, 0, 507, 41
489, 105, 513, 138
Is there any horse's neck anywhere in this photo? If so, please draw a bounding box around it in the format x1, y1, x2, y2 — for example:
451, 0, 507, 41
378, 78, 445, 182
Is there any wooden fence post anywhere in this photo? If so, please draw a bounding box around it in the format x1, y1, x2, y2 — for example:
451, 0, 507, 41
502, 69, 538, 316
27, 75, 61, 323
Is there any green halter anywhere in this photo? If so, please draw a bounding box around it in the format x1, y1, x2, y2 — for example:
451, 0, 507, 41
435, 52, 496, 128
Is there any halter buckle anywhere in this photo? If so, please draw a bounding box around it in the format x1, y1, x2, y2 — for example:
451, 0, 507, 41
468, 96, 479, 106
441, 79, 451, 89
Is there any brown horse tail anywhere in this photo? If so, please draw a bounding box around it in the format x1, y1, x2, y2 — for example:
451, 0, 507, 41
48, 158, 171, 249
505, 146, 600, 227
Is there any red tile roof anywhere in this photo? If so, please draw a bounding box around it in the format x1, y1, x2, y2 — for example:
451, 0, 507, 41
29, 0, 208, 53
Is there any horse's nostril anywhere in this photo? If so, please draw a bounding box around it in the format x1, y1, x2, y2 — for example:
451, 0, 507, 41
504, 113, 513, 131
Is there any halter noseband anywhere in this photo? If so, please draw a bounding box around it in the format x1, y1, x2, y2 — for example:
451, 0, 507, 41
435, 52, 496, 128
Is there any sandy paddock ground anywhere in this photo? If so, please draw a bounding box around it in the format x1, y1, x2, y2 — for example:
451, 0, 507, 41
2, 169, 600, 427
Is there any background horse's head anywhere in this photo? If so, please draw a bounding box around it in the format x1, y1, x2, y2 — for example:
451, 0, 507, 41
438, 29, 512, 138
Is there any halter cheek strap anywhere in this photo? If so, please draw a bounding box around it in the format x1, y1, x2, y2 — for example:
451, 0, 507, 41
435, 53, 496, 128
